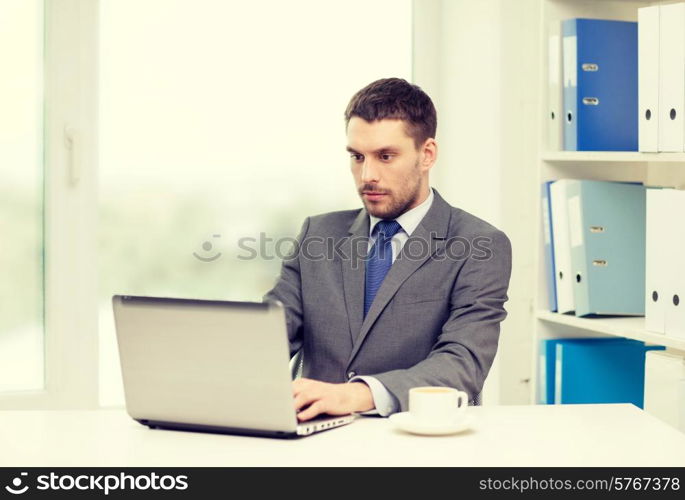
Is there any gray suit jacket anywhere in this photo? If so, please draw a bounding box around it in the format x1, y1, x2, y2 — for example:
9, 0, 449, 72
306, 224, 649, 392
264, 189, 512, 411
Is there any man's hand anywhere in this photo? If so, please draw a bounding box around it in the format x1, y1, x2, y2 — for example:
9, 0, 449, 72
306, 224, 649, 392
292, 378, 374, 421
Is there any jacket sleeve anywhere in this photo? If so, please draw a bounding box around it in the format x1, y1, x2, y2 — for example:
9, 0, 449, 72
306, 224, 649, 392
263, 217, 310, 358
372, 229, 513, 411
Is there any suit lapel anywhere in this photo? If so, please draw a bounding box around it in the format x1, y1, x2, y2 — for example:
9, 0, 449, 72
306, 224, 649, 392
346, 190, 452, 367
341, 209, 368, 345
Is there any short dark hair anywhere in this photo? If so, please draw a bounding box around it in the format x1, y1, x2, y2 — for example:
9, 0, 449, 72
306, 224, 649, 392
344, 78, 437, 148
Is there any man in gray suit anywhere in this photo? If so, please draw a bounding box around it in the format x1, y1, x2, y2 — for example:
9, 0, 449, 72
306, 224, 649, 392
265, 78, 512, 421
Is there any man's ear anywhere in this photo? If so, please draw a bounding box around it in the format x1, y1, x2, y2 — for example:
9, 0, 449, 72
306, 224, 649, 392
420, 138, 437, 172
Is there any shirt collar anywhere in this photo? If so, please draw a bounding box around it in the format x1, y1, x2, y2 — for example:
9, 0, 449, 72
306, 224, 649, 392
368, 187, 435, 237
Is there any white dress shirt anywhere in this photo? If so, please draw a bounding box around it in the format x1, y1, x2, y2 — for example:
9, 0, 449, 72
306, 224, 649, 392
349, 188, 435, 416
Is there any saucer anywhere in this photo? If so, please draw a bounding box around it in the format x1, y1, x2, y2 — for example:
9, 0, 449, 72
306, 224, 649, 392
389, 412, 474, 436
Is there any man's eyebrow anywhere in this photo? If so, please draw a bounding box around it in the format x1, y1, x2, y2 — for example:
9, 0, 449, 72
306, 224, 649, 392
345, 146, 399, 154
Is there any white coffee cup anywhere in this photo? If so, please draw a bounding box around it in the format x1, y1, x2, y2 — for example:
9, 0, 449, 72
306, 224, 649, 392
408, 386, 468, 424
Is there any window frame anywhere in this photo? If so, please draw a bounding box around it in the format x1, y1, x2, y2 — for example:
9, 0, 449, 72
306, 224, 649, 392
0, 0, 100, 409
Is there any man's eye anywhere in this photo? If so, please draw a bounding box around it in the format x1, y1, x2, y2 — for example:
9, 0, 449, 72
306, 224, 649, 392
380, 154, 394, 161
350, 154, 364, 162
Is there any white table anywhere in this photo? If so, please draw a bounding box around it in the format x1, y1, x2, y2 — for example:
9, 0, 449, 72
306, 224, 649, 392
1, 404, 684, 467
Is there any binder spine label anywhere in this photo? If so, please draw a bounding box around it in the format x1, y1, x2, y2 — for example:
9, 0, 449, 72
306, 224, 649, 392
562, 27, 578, 151
549, 35, 560, 85
542, 198, 551, 245
563, 36, 577, 87
568, 195, 583, 248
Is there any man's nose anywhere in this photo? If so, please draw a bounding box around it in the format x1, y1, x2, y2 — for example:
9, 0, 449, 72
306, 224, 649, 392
360, 159, 380, 184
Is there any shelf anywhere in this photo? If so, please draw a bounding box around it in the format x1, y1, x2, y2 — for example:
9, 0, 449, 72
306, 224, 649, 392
536, 310, 685, 352
541, 151, 685, 163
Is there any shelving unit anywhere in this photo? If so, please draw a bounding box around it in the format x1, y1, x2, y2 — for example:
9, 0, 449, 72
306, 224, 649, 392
534, 0, 685, 403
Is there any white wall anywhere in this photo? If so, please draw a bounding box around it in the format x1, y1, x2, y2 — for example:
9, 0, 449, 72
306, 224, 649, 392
413, 0, 540, 405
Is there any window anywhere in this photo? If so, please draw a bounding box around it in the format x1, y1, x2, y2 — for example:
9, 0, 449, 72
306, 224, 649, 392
98, 0, 412, 405
0, 0, 44, 392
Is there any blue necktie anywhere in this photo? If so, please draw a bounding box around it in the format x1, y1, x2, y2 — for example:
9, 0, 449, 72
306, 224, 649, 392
364, 220, 402, 318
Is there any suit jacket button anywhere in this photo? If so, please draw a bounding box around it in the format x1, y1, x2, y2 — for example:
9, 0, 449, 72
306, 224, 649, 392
347, 371, 356, 379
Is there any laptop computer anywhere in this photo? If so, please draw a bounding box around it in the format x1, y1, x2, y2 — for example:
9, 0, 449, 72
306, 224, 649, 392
112, 295, 356, 438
